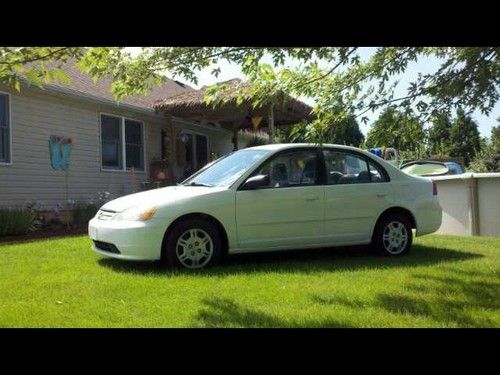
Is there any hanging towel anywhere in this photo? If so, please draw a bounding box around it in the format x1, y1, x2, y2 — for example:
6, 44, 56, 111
49, 135, 73, 170
49, 135, 62, 170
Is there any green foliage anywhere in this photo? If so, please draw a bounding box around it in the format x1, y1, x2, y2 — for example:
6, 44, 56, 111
0, 47, 84, 91
281, 115, 364, 146
491, 120, 500, 153
328, 116, 365, 146
71, 203, 99, 227
365, 107, 426, 151
0, 207, 39, 236
2, 47, 498, 135
240, 130, 269, 148
114, 47, 499, 127
448, 109, 482, 166
468, 142, 500, 172
428, 113, 453, 155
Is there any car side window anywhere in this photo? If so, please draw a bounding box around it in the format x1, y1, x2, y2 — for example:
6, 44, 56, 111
323, 150, 388, 184
368, 161, 388, 182
251, 150, 319, 189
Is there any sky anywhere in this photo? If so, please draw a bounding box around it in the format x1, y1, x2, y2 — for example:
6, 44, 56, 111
128, 47, 500, 138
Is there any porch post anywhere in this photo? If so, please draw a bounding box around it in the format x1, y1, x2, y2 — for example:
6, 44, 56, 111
232, 122, 239, 151
268, 104, 275, 143
165, 115, 175, 183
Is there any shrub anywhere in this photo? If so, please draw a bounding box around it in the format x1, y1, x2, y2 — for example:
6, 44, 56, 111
468, 144, 500, 172
69, 191, 113, 226
240, 129, 270, 148
0, 208, 40, 236
71, 203, 100, 226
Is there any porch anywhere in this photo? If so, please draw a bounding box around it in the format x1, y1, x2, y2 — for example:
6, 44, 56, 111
152, 79, 313, 183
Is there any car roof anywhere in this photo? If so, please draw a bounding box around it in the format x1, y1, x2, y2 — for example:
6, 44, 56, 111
245, 143, 365, 153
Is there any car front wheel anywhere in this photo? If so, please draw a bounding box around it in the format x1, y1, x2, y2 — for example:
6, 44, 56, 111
372, 214, 413, 256
162, 218, 222, 269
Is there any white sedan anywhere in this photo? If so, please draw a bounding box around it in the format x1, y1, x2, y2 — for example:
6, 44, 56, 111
89, 143, 442, 269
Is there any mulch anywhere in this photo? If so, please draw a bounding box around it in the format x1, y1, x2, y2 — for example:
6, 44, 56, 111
0, 226, 88, 244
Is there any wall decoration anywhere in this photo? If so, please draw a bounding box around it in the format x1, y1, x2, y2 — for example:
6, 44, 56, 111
49, 135, 73, 170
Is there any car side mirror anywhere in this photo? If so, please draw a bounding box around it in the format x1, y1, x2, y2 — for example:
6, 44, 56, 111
241, 174, 270, 190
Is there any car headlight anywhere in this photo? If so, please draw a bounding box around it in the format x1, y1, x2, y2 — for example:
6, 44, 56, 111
113, 206, 157, 221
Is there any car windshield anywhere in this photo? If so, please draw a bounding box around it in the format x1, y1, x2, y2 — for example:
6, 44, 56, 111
181, 149, 270, 187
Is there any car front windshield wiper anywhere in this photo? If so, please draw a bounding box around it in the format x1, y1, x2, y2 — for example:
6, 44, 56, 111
183, 181, 214, 187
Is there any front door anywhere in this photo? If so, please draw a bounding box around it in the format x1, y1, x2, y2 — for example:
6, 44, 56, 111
176, 131, 209, 180
235, 148, 325, 250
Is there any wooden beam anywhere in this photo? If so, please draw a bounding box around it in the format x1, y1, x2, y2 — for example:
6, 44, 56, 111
268, 104, 275, 143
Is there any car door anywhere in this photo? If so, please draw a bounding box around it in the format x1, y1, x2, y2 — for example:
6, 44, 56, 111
323, 148, 393, 244
235, 148, 325, 250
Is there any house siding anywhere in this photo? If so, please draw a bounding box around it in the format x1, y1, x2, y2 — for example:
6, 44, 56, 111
0, 85, 165, 209
0, 85, 238, 210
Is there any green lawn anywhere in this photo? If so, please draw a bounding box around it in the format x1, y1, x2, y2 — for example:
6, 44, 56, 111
0, 234, 498, 327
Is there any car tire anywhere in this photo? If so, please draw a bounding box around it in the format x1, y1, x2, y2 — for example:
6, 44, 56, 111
162, 218, 222, 269
372, 213, 413, 256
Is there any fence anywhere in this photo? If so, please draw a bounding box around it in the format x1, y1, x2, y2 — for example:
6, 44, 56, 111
432, 173, 500, 236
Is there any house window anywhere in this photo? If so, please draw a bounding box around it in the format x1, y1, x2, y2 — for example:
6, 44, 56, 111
125, 119, 144, 170
0, 93, 10, 164
100, 114, 144, 171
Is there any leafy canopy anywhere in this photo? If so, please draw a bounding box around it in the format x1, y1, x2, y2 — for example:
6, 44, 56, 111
1, 47, 499, 134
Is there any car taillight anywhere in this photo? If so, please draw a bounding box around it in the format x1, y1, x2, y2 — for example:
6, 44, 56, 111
432, 181, 438, 196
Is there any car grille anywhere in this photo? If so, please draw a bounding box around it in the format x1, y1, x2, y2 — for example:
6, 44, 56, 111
93, 241, 120, 254
97, 210, 116, 220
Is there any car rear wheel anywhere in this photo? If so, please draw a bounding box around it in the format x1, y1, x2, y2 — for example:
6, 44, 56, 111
162, 218, 222, 269
372, 214, 413, 256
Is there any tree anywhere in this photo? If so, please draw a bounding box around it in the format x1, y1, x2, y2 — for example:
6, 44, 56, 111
448, 108, 482, 166
0, 47, 85, 90
284, 114, 364, 146
468, 143, 500, 172
427, 113, 453, 156
365, 107, 425, 152
491, 118, 500, 153
329, 116, 365, 147
1, 47, 499, 133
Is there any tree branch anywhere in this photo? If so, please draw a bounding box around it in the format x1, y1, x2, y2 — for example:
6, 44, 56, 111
0, 47, 73, 66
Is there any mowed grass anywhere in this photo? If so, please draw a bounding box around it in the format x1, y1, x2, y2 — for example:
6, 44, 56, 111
0, 234, 499, 327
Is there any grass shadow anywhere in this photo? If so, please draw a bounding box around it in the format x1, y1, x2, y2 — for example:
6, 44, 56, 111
310, 268, 499, 327
98, 243, 482, 277
195, 297, 348, 328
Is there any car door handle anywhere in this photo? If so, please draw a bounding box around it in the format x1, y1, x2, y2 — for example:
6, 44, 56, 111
376, 193, 387, 198
305, 196, 320, 202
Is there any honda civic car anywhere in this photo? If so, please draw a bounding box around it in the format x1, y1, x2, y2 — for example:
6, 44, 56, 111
89, 143, 442, 269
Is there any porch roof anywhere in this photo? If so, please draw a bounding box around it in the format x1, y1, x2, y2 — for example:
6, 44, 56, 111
153, 79, 313, 130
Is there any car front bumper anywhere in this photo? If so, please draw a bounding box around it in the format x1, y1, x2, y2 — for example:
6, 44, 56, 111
88, 217, 167, 261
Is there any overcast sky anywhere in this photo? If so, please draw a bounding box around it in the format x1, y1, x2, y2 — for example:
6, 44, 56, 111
128, 47, 499, 138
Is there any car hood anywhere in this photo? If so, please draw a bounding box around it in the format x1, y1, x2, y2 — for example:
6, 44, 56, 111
100, 186, 225, 212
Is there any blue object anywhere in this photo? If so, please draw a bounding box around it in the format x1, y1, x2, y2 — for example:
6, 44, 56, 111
444, 162, 464, 175
368, 148, 383, 158
49, 135, 72, 171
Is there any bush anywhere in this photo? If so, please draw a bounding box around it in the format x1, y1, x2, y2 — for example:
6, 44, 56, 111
468, 144, 500, 172
69, 191, 113, 226
0, 208, 40, 236
72, 203, 100, 226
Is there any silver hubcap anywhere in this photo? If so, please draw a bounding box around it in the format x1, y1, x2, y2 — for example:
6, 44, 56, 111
382, 221, 408, 254
176, 228, 214, 269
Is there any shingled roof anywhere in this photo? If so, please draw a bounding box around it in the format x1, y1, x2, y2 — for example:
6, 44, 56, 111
24, 59, 193, 111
